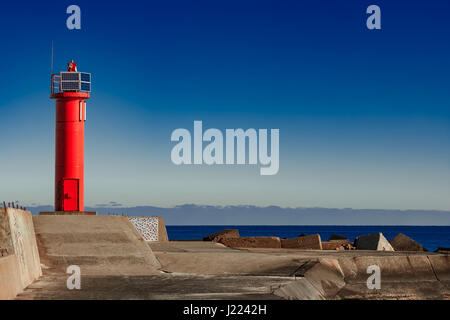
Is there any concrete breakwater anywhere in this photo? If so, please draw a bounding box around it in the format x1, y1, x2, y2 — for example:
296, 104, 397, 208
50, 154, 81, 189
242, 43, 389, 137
1, 214, 449, 300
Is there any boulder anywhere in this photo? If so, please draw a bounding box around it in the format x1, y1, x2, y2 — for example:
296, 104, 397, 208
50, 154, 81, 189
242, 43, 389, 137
322, 239, 354, 250
218, 236, 281, 248
354, 232, 394, 251
328, 234, 349, 241
203, 229, 240, 242
390, 233, 427, 252
281, 234, 322, 250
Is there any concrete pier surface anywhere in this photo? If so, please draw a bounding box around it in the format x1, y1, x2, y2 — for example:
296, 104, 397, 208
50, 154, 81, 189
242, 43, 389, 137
16, 240, 450, 300
32, 215, 161, 276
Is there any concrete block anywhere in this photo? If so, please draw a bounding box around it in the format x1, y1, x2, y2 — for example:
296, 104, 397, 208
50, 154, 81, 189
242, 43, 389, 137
281, 234, 322, 250
328, 234, 349, 241
354, 232, 394, 251
321, 241, 346, 250
322, 242, 343, 250
219, 237, 281, 248
390, 233, 427, 251
203, 229, 239, 242
157, 217, 169, 242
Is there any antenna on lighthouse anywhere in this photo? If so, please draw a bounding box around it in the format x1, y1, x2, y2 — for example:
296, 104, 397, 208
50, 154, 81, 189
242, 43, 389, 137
51, 40, 54, 74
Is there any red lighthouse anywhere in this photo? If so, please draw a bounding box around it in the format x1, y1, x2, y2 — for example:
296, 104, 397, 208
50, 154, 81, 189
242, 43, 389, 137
50, 61, 91, 212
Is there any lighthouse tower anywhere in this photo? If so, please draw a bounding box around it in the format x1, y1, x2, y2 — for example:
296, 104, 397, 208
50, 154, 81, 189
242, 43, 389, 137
50, 61, 91, 212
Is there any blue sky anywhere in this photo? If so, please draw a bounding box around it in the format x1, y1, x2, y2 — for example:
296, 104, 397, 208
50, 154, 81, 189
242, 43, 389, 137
0, 0, 449, 211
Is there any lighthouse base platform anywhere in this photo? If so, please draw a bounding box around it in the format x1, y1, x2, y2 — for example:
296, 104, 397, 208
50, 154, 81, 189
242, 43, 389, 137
39, 211, 97, 216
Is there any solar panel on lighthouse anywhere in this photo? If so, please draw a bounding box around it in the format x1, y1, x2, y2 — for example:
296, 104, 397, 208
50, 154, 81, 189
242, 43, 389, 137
80, 72, 91, 92
61, 72, 80, 81
81, 82, 91, 91
60, 72, 91, 92
80, 73, 91, 82
61, 81, 80, 91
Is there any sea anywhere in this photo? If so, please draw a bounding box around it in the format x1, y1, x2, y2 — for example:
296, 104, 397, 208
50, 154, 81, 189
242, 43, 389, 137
166, 225, 450, 252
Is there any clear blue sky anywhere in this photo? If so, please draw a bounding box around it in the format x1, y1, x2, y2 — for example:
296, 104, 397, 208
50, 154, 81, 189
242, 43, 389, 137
0, 0, 449, 210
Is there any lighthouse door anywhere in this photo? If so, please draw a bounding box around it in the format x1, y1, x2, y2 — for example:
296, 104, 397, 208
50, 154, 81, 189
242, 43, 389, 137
63, 179, 79, 211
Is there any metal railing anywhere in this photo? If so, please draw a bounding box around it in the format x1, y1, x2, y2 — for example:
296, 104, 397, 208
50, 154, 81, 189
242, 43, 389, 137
2, 201, 26, 211
51, 74, 61, 95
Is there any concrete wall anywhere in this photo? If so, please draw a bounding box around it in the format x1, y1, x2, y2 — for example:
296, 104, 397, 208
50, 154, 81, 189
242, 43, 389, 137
0, 255, 22, 299
0, 208, 13, 255
0, 208, 42, 299
274, 254, 450, 300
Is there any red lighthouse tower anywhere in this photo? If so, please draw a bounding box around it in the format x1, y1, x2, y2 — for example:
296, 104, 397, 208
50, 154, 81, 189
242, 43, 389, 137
50, 61, 91, 212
